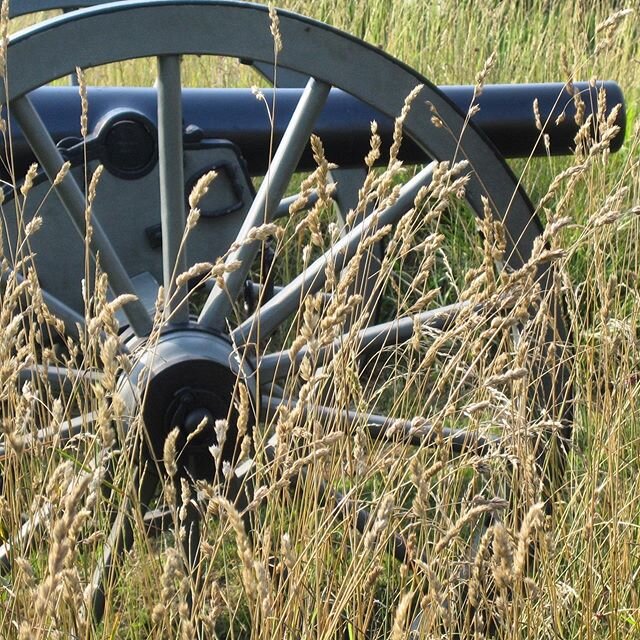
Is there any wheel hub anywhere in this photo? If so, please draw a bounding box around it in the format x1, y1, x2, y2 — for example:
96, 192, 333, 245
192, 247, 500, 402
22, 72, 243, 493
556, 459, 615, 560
119, 326, 255, 479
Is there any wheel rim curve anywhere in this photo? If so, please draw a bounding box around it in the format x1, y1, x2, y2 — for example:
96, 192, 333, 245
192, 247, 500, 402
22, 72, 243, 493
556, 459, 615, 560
0, 0, 573, 631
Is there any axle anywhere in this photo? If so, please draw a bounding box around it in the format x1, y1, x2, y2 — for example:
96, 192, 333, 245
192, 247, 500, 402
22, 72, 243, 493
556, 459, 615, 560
5, 81, 625, 178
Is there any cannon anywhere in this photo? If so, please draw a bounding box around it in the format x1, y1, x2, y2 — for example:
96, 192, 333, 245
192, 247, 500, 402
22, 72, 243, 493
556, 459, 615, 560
7, 81, 627, 178
0, 0, 627, 634
2, 80, 625, 316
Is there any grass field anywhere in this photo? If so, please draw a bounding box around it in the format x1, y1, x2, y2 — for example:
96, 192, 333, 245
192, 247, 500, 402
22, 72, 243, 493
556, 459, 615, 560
1, 1, 639, 638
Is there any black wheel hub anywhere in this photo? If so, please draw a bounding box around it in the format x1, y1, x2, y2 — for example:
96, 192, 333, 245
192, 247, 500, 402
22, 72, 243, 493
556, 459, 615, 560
120, 326, 255, 480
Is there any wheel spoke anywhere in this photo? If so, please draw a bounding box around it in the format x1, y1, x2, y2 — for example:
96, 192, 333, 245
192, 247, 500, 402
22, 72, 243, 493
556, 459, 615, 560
233, 161, 437, 347
177, 480, 201, 608
257, 301, 465, 383
157, 55, 189, 323
0, 412, 95, 461
10, 95, 153, 337
18, 364, 102, 394
112, 271, 160, 327
89, 467, 158, 624
198, 77, 332, 330
142, 505, 172, 538
0, 504, 50, 574
322, 482, 416, 566
38, 289, 85, 337
1, 269, 85, 337
262, 432, 419, 567
331, 166, 383, 338
262, 395, 495, 455
273, 190, 319, 220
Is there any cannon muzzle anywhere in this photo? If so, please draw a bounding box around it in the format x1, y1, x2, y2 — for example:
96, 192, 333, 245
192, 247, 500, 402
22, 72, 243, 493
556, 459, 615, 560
5, 81, 625, 178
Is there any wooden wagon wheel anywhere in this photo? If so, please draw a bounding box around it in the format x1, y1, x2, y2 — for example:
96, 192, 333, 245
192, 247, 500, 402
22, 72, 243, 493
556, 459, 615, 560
0, 0, 573, 632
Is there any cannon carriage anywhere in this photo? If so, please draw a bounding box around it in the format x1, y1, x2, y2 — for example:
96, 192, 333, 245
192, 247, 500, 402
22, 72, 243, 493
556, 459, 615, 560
0, 0, 627, 634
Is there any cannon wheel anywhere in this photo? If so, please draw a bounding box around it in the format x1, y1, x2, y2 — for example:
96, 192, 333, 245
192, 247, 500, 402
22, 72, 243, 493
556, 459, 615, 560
0, 0, 572, 633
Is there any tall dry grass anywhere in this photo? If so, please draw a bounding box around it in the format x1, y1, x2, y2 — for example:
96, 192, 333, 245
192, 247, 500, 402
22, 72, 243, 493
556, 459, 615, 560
0, 1, 639, 639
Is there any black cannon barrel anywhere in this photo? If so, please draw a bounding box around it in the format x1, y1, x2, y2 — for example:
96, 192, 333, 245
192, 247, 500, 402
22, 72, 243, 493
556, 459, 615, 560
6, 81, 625, 177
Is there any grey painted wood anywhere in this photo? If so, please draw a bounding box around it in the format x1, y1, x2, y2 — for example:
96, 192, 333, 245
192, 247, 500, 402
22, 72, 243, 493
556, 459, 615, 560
198, 76, 331, 329
157, 54, 189, 322
231, 162, 437, 347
